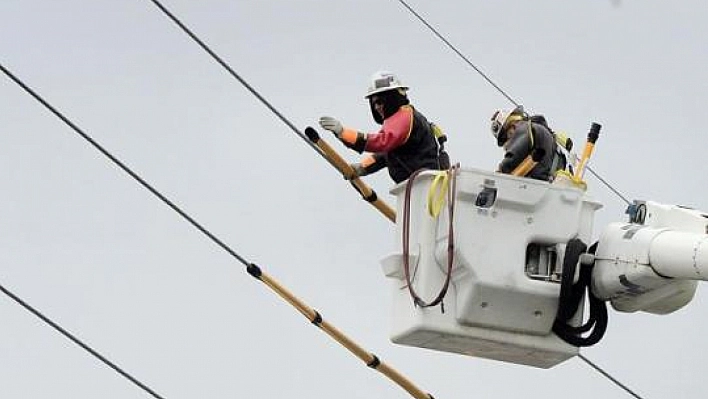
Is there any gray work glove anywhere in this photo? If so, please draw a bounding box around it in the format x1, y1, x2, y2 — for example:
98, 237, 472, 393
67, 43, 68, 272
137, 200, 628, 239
319, 116, 344, 137
346, 163, 367, 180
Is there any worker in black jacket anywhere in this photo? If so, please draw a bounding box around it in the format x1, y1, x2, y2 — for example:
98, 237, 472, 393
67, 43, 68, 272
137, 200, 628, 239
490, 106, 556, 181
319, 70, 449, 183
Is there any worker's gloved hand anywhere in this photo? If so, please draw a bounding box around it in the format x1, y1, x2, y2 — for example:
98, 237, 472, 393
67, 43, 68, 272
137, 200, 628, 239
346, 163, 367, 180
319, 116, 344, 137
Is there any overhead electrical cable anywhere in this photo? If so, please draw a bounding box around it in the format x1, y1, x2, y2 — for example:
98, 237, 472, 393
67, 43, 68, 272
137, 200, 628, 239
0, 61, 435, 399
145, 1, 326, 164
394, 0, 631, 207
394, 0, 519, 107
0, 281, 166, 399
583, 165, 632, 205
579, 354, 644, 399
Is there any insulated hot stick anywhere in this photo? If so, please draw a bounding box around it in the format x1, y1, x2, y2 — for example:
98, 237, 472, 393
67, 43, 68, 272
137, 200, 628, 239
574, 122, 602, 181
511, 148, 546, 177
304, 127, 396, 223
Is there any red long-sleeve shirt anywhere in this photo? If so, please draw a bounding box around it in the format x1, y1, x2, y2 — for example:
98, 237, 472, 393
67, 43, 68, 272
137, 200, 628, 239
364, 105, 414, 152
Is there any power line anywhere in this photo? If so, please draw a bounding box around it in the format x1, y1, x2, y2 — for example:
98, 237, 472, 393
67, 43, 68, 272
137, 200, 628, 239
0, 281, 166, 399
395, 0, 519, 107
579, 354, 644, 399
0, 61, 435, 399
145, 0, 337, 169
0, 62, 249, 268
394, 0, 632, 207
586, 165, 632, 206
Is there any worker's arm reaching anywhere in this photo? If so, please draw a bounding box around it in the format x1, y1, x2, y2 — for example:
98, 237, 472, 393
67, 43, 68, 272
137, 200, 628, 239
350, 153, 387, 178
319, 106, 414, 154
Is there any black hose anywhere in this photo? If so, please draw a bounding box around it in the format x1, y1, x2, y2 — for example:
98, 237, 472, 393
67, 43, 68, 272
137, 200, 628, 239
553, 240, 608, 347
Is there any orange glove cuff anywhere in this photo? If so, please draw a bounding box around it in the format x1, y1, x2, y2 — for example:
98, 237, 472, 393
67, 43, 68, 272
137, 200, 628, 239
340, 127, 359, 145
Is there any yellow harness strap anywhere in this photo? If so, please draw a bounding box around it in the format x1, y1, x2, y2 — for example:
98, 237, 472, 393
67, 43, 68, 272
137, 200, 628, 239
427, 171, 449, 217
511, 122, 537, 177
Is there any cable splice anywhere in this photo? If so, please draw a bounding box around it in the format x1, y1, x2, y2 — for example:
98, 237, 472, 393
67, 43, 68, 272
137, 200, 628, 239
310, 311, 323, 326
367, 355, 381, 369
363, 190, 378, 203
246, 263, 263, 279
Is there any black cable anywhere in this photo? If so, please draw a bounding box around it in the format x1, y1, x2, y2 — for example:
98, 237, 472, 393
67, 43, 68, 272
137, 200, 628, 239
395, 0, 519, 107
394, 0, 632, 207
2, 58, 256, 396
585, 165, 632, 206
0, 62, 249, 268
0, 282, 166, 399
145, 0, 339, 170
0, 61, 257, 391
579, 354, 645, 399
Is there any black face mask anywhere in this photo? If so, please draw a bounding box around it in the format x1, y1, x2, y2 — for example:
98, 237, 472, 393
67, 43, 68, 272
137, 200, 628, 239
368, 90, 410, 124
497, 129, 509, 147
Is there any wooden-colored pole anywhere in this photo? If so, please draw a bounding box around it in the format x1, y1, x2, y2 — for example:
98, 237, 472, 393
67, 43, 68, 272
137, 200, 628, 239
305, 127, 396, 223
246, 263, 435, 399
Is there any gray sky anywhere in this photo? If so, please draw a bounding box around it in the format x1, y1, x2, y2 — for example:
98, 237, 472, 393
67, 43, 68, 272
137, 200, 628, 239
2, 1, 707, 398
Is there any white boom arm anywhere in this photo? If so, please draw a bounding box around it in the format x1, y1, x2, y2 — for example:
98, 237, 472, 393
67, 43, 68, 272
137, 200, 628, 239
592, 201, 708, 314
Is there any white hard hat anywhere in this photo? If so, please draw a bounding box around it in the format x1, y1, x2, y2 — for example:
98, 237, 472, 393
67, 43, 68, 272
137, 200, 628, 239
364, 70, 409, 98
490, 109, 510, 139
490, 106, 525, 141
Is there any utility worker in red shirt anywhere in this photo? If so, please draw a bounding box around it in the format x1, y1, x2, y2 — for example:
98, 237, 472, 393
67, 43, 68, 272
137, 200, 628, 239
319, 71, 449, 183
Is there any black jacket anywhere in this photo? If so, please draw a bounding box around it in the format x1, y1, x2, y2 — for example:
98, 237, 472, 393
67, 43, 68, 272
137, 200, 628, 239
360, 106, 446, 183
498, 121, 555, 181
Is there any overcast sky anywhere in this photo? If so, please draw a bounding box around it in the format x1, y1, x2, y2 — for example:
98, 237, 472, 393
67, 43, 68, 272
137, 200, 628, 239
2, 1, 708, 398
